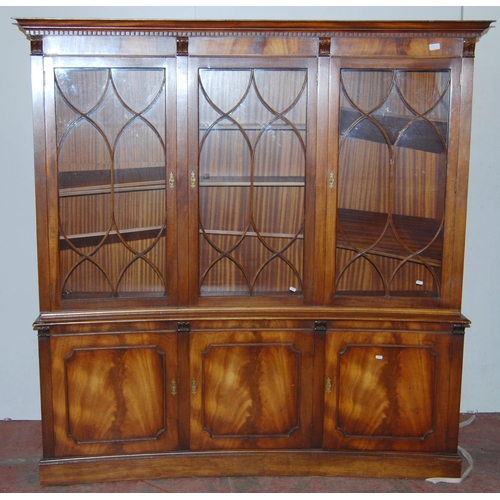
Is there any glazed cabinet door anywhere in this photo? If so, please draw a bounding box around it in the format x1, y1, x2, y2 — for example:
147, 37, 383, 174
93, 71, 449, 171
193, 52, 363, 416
187, 57, 317, 305
323, 330, 458, 452
328, 60, 462, 307
49, 331, 179, 457
44, 56, 178, 309
189, 329, 315, 449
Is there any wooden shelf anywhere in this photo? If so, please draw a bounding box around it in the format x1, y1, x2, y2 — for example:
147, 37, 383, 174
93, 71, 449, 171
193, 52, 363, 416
337, 208, 443, 267
200, 228, 304, 240
200, 123, 306, 132
59, 167, 165, 197
60, 225, 165, 249
199, 176, 304, 187
340, 109, 448, 154
62, 291, 166, 300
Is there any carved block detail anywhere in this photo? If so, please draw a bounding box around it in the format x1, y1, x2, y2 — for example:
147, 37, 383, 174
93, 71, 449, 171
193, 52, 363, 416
452, 324, 466, 335
463, 38, 476, 58
30, 35, 43, 55
318, 37, 331, 57
314, 320, 327, 332
178, 321, 190, 333
176, 36, 189, 56
37, 326, 50, 338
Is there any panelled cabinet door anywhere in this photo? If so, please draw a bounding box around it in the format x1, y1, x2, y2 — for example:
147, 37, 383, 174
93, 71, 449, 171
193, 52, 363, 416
50, 332, 178, 457
45, 56, 178, 308
323, 330, 454, 452
188, 57, 317, 305
189, 329, 314, 449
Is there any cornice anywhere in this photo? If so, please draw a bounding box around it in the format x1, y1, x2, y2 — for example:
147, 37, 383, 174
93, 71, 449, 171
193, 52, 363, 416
15, 19, 493, 39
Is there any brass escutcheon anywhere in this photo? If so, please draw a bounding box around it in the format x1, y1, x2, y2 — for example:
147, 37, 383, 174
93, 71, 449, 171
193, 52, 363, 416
326, 377, 332, 394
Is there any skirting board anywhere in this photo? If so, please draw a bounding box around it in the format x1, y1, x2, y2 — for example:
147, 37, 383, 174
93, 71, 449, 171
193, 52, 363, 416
39, 450, 462, 486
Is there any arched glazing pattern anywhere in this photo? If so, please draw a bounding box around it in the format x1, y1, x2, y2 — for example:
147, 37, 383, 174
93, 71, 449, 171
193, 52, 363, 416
55, 68, 168, 299
335, 69, 450, 298
198, 68, 308, 296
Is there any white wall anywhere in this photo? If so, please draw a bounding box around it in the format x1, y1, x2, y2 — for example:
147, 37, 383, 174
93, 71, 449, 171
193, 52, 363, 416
0, 6, 498, 419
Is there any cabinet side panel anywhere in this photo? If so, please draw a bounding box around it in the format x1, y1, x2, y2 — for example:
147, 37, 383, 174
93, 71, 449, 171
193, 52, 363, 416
31, 54, 53, 311
38, 328, 55, 457
446, 58, 474, 308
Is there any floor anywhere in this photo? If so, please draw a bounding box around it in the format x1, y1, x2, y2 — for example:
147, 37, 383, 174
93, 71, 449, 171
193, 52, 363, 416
1, 413, 499, 493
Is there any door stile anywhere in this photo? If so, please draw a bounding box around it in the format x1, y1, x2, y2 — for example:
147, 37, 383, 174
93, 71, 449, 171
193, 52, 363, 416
31, 52, 52, 312
186, 56, 202, 306
164, 56, 180, 305
302, 57, 319, 304
175, 54, 191, 307
42, 58, 61, 311
443, 57, 474, 310
322, 57, 341, 304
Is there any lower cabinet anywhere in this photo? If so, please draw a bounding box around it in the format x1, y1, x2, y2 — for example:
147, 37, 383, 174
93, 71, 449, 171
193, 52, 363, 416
40, 320, 463, 483
49, 331, 179, 457
323, 330, 457, 452
189, 329, 315, 450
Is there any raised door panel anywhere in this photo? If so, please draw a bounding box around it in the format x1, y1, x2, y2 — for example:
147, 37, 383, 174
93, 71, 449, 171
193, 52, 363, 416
324, 330, 454, 452
50, 332, 178, 457
190, 330, 314, 449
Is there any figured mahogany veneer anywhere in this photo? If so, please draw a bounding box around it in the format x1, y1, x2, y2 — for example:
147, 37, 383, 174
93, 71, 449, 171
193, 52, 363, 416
16, 18, 491, 485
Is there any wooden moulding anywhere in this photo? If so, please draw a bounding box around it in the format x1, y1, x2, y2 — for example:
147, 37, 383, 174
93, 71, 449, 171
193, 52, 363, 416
38, 450, 462, 486
16, 19, 492, 38
16, 19, 492, 58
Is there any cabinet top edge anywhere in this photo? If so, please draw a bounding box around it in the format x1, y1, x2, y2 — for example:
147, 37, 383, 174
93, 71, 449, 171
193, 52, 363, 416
14, 18, 493, 39
32, 308, 470, 328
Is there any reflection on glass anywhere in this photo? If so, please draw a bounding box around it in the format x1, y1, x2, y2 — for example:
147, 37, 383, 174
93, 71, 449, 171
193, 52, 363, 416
336, 69, 450, 298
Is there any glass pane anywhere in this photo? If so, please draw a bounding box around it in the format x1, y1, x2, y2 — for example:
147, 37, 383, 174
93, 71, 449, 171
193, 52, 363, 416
56, 68, 168, 299
336, 69, 450, 298
198, 68, 307, 296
